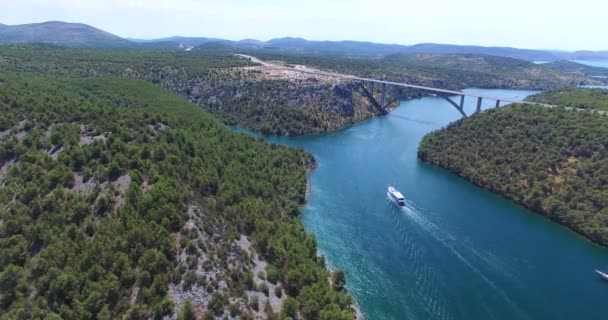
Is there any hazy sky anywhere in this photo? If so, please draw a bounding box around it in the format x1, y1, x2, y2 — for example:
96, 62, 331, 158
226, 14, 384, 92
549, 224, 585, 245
1, 0, 606, 51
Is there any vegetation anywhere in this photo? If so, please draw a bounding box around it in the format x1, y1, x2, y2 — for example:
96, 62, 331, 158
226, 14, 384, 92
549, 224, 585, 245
234, 50, 599, 90
0, 71, 354, 319
0, 44, 381, 136
542, 60, 608, 78
0, 44, 252, 77
419, 104, 608, 247
2, 44, 601, 136
526, 88, 608, 111
0, 45, 600, 138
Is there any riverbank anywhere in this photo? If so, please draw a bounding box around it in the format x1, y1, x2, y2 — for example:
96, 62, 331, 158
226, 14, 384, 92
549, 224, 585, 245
418, 103, 608, 248
247, 88, 608, 319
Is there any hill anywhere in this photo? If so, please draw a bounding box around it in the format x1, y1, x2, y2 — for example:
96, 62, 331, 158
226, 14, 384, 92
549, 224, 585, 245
0, 71, 355, 319
207, 37, 608, 61
571, 50, 608, 61
255, 39, 608, 61
543, 60, 608, 77
526, 88, 608, 111
1, 44, 602, 136
155, 36, 229, 47
260, 37, 408, 56
402, 43, 563, 61
418, 104, 608, 247
239, 50, 601, 90
0, 45, 384, 136
128, 36, 231, 48
0, 21, 131, 47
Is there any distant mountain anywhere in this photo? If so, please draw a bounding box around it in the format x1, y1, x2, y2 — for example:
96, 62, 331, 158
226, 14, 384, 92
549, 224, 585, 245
238, 39, 264, 45
258, 37, 410, 56
144, 36, 230, 47
544, 60, 608, 76
187, 37, 608, 62
401, 43, 565, 61
0, 21, 131, 47
570, 51, 608, 61
225, 38, 608, 62
1, 20, 607, 61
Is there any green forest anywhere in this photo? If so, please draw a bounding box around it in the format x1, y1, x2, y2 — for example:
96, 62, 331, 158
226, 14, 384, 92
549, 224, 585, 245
526, 88, 608, 111
0, 45, 382, 136
1, 45, 601, 137
418, 104, 608, 247
0, 44, 252, 77
0, 71, 354, 319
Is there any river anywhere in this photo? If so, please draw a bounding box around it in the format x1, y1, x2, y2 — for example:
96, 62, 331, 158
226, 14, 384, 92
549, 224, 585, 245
235, 89, 608, 320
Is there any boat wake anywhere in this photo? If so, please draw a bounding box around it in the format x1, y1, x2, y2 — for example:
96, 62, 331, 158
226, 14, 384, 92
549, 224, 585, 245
390, 201, 532, 320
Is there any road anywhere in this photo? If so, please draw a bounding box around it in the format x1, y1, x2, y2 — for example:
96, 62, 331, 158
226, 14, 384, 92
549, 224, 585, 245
234, 54, 608, 115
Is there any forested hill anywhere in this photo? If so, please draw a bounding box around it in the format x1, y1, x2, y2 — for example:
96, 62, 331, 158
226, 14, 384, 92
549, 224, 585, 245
542, 61, 608, 77
0, 45, 383, 136
525, 88, 608, 111
0, 71, 355, 319
0, 44, 601, 137
232, 50, 602, 90
418, 104, 608, 247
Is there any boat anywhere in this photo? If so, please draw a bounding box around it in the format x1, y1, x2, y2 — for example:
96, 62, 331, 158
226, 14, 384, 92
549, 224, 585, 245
387, 185, 406, 207
595, 270, 608, 280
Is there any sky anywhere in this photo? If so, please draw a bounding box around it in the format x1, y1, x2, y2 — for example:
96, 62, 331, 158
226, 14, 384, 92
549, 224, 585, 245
1, 0, 607, 51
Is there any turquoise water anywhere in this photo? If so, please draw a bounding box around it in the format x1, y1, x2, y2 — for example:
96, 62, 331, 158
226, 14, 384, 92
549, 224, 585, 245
235, 89, 608, 319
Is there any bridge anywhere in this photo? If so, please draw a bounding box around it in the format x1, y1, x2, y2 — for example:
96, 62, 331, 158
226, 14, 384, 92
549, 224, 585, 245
235, 54, 557, 117
341, 76, 535, 118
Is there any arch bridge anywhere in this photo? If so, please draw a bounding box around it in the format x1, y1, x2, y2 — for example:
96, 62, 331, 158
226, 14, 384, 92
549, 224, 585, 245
333, 75, 545, 118
234, 54, 552, 117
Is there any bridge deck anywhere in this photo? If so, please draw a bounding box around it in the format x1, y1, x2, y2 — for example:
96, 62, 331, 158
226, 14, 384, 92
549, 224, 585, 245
297, 69, 541, 105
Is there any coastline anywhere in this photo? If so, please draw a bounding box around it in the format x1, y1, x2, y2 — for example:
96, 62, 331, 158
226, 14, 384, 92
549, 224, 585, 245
419, 156, 608, 249
417, 105, 608, 249
303, 155, 365, 320
230, 126, 363, 319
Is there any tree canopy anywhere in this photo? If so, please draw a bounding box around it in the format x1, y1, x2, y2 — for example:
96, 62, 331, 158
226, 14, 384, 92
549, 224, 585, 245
419, 104, 608, 247
0, 71, 354, 319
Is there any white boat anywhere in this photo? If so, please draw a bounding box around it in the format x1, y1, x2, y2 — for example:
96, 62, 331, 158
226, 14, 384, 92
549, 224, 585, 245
595, 270, 608, 280
387, 185, 406, 207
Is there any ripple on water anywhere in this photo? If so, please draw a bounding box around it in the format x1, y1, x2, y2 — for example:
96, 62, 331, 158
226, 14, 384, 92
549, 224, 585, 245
246, 89, 608, 320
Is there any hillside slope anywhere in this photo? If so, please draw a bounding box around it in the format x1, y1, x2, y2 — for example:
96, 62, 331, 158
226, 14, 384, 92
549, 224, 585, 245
0, 71, 355, 319
418, 105, 608, 247
0, 45, 383, 135
0, 21, 130, 47
526, 88, 608, 111
543, 60, 608, 77
240, 51, 601, 90
0, 44, 600, 136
